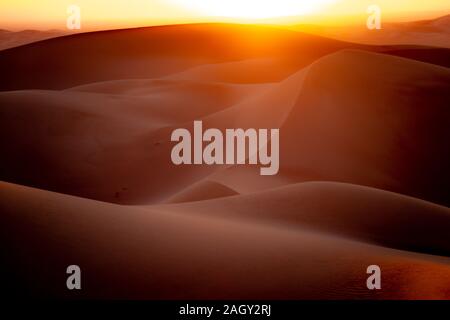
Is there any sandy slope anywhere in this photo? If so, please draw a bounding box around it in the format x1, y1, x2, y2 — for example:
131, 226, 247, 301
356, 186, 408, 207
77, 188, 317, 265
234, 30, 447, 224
0, 24, 356, 91
1, 49, 449, 205
289, 15, 450, 49
0, 22, 449, 299
1, 181, 450, 299
156, 182, 450, 257
164, 180, 239, 204
0, 29, 66, 51
170, 50, 450, 205
0, 64, 307, 203
277, 50, 450, 206
1, 22, 449, 91
0, 80, 275, 203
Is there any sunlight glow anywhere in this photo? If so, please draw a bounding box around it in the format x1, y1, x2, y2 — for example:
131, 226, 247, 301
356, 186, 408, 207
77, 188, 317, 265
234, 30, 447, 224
172, 0, 338, 19
1, 0, 449, 30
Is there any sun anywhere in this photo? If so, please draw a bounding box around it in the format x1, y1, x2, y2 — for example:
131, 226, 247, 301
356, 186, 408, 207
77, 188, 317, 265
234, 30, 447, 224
172, 0, 337, 19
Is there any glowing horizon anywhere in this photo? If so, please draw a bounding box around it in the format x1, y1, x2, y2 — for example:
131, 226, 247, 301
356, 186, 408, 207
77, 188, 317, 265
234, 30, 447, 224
0, 0, 449, 31
171, 0, 337, 19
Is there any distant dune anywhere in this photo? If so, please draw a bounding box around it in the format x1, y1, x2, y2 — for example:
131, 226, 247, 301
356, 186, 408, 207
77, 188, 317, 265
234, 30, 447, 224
290, 15, 450, 48
0, 19, 449, 299
0, 29, 66, 51
0, 24, 354, 90
1, 22, 450, 91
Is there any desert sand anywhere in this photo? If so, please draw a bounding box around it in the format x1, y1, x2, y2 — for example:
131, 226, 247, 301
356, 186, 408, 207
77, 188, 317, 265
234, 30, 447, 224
289, 14, 450, 49
0, 29, 66, 51
0, 18, 449, 299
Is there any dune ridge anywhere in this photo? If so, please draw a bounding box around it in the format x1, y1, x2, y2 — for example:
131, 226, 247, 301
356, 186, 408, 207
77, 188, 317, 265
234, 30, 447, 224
289, 14, 450, 49
156, 181, 450, 257
1, 180, 450, 299
0, 29, 66, 51
1, 23, 449, 91
1, 49, 449, 205
0, 21, 449, 299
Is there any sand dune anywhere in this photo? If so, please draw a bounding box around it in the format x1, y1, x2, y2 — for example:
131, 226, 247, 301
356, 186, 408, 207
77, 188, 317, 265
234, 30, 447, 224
0, 24, 356, 91
382, 47, 450, 69
0, 29, 66, 51
277, 50, 450, 206
164, 180, 239, 204
0, 21, 449, 299
0, 49, 449, 205
166, 57, 309, 83
290, 15, 450, 48
0, 80, 275, 203
1, 181, 450, 299
157, 182, 450, 257
1, 22, 448, 91
173, 50, 450, 205
0, 64, 307, 203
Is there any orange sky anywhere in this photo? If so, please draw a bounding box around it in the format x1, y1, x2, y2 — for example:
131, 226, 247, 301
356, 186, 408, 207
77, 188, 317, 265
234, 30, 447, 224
0, 0, 449, 31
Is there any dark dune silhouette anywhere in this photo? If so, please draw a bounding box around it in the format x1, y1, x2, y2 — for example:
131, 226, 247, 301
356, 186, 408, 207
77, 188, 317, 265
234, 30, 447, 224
0, 29, 66, 51
0, 23, 449, 91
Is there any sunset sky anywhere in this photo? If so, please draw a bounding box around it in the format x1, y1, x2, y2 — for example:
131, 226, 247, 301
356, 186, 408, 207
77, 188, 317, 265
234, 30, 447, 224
1, 0, 449, 31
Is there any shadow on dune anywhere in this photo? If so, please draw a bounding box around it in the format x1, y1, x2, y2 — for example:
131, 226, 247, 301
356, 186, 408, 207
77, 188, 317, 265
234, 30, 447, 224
0, 22, 449, 299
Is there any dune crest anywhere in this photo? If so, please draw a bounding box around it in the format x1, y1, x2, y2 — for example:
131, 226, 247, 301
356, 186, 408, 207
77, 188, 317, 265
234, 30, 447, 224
1, 181, 450, 299
0, 21, 449, 299
157, 181, 450, 257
